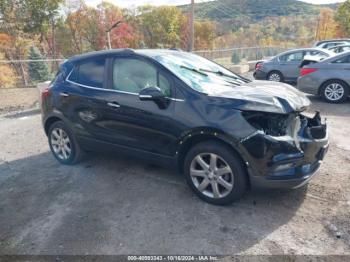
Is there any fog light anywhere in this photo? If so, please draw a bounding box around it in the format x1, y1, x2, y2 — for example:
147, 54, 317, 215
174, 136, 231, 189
301, 164, 311, 173
274, 163, 294, 172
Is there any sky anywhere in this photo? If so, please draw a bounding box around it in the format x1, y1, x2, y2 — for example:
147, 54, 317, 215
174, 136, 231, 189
85, 0, 346, 8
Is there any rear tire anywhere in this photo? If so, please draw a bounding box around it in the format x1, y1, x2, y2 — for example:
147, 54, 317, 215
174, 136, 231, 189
320, 80, 349, 103
267, 71, 283, 82
184, 141, 247, 205
48, 121, 82, 165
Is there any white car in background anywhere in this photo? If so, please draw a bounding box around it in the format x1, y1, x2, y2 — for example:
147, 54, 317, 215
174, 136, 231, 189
328, 44, 350, 54
314, 39, 350, 50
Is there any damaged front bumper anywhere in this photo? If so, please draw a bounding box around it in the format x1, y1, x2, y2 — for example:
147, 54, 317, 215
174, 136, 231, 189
240, 111, 329, 189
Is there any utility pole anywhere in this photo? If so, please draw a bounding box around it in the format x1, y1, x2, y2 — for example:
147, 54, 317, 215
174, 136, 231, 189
315, 16, 320, 41
106, 21, 123, 50
107, 31, 112, 50
189, 0, 194, 52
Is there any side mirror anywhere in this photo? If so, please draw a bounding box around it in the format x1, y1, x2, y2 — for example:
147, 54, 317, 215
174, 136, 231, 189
139, 86, 165, 101
139, 86, 168, 109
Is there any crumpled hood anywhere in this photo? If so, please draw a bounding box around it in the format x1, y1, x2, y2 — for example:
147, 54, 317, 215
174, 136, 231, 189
209, 80, 310, 114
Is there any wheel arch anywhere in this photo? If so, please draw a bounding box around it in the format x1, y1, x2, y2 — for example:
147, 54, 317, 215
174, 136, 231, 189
44, 116, 63, 135
176, 131, 250, 186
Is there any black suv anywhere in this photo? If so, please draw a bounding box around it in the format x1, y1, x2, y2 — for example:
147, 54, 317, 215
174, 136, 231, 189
42, 49, 329, 205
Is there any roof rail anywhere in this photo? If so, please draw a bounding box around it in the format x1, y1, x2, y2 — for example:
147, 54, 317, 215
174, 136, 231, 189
168, 48, 183, 51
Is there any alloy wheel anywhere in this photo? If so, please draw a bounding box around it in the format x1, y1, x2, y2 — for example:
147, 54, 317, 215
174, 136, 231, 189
324, 83, 345, 101
268, 73, 281, 82
190, 153, 234, 199
50, 127, 72, 160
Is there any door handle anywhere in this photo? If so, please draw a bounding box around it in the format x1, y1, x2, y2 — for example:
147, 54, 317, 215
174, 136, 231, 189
107, 102, 120, 108
59, 92, 69, 97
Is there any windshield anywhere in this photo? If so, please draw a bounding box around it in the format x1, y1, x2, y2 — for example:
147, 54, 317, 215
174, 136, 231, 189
153, 52, 248, 94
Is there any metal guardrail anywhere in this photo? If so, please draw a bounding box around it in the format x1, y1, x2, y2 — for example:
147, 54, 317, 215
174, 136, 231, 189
193, 46, 289, 62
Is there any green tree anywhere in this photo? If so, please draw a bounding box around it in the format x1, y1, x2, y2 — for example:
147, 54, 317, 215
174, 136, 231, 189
28, 46, 50, 83
335, 0, 350, 36
137, 5, 183, 48
194, 20, 216, 50
231, 51, 241, 64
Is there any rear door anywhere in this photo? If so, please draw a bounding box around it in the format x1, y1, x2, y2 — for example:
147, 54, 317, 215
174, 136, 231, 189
278, 51, 304, 81
328, 54, 350, 83
57, 57, 112, 140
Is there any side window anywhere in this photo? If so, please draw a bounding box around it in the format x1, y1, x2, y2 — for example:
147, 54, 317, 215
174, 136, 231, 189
113, 58, 171, 96
279, 52, 303, 62
78, 59, 105, 88
306, 51, 319, 56
159, 72, 171, 97
305, 51, 328, 59
333, 55, 350, 64
68, 59, 105, 88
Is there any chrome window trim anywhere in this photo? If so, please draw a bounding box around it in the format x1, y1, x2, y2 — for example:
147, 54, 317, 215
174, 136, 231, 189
139, 95, 152, 99
65, 68, 138, 95
65, 68, 185, 101
168, 98, 185, 102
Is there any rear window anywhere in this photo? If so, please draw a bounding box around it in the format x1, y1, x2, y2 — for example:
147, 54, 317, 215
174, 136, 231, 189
305, 50, 328, 59
68, 59, 105, 88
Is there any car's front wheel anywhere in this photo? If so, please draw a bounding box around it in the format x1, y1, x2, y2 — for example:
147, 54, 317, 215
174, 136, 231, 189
48, 121, 82, 165
184, 141, 247, 205
320, 80, 349, 103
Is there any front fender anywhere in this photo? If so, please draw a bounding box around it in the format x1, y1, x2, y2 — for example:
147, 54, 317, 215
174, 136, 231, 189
175, 127, 252, 172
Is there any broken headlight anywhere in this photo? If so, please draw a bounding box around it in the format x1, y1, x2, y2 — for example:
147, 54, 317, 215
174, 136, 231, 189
241, 111, 292, 136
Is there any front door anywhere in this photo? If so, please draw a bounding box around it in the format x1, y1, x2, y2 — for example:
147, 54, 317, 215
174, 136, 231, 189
96, 55, 178, 157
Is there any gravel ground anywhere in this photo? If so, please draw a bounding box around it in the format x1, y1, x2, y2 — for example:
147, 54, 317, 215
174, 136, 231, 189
0, 95, 349, 256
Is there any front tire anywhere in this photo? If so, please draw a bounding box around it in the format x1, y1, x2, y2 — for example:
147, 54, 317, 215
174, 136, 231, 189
48, 121, 82, 165
320, 80, 349, 103
184, 141, 247, 205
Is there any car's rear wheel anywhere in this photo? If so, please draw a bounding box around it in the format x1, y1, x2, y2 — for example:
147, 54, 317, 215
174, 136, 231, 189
267, 71, 283, 82
48, 121, 82, 165
320, 80, 349, 103
184, 141, 247, 205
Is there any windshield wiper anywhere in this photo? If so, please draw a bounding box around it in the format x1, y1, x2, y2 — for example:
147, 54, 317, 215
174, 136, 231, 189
180, 65, 208, 76
199, 68, 240, 79
199, 68, 250, 83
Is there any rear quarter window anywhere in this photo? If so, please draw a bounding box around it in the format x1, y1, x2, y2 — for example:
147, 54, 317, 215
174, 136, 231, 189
68, 59, 105, 88
332, 55, 350, 64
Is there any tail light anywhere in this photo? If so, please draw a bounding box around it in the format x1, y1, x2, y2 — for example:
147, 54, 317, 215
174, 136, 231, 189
41, 87, 51, 100
255, 62, 263, 70
300, 68, 317, 76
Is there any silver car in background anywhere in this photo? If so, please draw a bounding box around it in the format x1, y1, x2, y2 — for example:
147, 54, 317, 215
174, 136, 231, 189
254, 48, 334, 83
297, 51, 350, 103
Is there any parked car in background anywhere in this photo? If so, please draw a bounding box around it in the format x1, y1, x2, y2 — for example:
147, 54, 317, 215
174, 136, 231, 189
41, 49, 329, 205
299, 55, 325, 68
298, 51, 350, 103
313, 39, 350, 49
254, 48, 333, 83
328, 44, 350, 54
